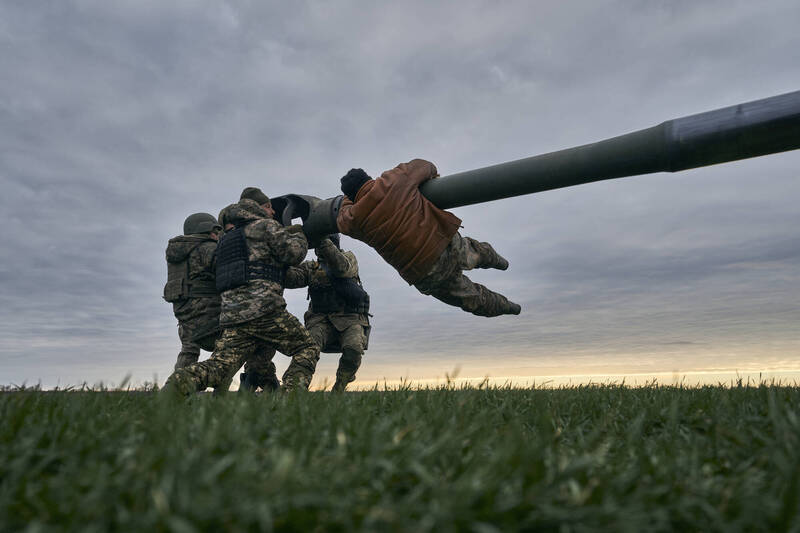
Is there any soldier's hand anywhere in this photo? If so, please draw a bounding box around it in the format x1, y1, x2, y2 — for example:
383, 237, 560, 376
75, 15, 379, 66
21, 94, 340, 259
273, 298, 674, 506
285, 224, 306, 235
315, 237, 333, 250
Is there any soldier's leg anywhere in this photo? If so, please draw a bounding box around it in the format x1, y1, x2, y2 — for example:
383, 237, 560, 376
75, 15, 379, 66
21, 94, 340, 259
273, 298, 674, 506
241, 347, 279, 392
458, 234, 509, 271
203, 334, 234, 393
175, 323, 201, 370
165, 327, 255, 396
306, 322, 333, 352
332, 324, 366, 392
215, 374, 235, 394
252, 311, 319, 391
428, 273, 521, 317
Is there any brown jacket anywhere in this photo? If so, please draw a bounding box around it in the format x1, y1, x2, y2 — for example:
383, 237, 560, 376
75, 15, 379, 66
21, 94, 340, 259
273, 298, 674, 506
337, 159, 462, 284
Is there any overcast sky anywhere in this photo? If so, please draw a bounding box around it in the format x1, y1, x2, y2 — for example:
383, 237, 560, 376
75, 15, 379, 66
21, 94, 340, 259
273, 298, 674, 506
1, 0, 799, 389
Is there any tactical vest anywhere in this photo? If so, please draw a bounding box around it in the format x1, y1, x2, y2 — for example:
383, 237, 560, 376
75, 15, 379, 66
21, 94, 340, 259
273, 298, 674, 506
163, 243, 218, 303
308, 264, 370, 315
215, 226, 287, 292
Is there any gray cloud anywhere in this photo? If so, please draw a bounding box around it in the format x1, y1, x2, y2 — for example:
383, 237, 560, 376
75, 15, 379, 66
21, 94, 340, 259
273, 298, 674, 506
1, 1, 799, 387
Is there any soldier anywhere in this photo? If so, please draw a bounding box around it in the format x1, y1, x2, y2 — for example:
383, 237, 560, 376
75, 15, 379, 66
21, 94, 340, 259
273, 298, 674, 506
337, 159, 521, 317
163, 213, 224, 370
164, 212, 279, 392
217, 204, 281, 393
163, 188, 320, 396
285, 234, 370, 392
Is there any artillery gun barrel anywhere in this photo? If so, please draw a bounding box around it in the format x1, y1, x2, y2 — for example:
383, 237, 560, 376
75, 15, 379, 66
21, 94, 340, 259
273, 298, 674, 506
274, 90, 800, 238
422, 90, 800, 209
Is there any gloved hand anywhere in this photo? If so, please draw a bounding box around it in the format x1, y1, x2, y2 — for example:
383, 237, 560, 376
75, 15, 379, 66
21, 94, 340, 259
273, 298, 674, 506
315, 237, 333, 250
285, 224, 306, 235
312, 237, 333, 258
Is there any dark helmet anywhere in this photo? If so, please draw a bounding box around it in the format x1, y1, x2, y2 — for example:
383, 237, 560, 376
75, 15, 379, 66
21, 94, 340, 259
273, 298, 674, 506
183, 213, 222, 235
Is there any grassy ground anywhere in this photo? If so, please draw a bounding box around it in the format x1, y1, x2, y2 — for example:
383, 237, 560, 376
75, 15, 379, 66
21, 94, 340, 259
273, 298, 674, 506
1, 384, 799, 532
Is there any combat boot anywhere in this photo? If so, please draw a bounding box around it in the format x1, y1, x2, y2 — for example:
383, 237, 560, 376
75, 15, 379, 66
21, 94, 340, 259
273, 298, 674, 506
280, 375, 311, 393
494, 296, 521, 316
332, 348, 361, 392
493, 255, 509, 271
211, 372, 234, 396
239, 371, 280, 393
262, 372, 280, 392
239, 372, 257, 392
331, 371, 356, 392
462, 284, 521, 317
159, 380, 184, 401
280, 368, 312, 392
470, 239, 509, 271
484, 249, 509, 271
281, 351, 319, 392
161, 370, 197, 399
331, 370, 352, 392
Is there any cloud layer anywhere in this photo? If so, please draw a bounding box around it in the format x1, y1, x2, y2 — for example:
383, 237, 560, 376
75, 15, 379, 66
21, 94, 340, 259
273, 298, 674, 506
1, 1, 798, 387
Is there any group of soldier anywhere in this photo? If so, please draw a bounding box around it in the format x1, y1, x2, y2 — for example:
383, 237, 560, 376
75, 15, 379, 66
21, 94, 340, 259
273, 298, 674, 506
162, 158, 520, 396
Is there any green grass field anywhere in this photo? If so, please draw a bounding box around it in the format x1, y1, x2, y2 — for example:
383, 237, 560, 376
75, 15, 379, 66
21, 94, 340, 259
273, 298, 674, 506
2, 384, 799, 532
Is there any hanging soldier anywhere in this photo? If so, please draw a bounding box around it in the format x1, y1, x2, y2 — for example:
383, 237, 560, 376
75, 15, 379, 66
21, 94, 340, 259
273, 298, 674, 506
337, 160, 520, 317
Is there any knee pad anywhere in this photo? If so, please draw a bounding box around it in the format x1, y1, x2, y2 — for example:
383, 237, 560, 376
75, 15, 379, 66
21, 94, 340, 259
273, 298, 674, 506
341, 346, 363, 361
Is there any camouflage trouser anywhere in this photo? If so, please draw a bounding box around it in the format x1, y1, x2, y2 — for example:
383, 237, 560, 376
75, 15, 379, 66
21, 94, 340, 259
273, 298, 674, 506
308, 321, 366, 390
174, 322, 206, 370
175, 322, 278, 391
173, 297, 220, 369
415, 233, 519, 317
238, 347, 280, 392
167, 310, 319, 394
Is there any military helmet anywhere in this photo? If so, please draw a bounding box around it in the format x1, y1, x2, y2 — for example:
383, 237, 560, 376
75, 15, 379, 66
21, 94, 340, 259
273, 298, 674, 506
183, 213, 222, 235
240, 187, 270, 205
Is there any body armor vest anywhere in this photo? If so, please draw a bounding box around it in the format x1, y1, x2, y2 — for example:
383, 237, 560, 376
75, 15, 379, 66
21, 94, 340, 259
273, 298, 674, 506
216, 226, 287, 292
164, 243, 218, 302
308, 264, 370, 315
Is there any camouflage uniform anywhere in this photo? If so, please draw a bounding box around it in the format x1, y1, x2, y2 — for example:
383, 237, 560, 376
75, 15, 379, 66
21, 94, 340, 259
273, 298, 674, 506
164, 231, 279, 392
285, 238, 370, 391
216, 204, 280, 392
414, 233, 517, 317
164, 234, 222, 369
165, 199, 319, 395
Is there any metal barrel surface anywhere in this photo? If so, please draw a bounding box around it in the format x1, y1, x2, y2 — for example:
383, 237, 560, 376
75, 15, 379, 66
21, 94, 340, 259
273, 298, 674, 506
420, 90, 800, 209
272, 90, 800, 238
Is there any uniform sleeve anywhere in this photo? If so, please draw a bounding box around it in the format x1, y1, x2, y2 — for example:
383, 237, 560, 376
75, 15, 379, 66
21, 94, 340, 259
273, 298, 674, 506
392, 158, 438, 187
261, 219, 309, 266
284, 261, 314, 289
336, 197, 355, 236
317, 239, 358, 278
203, 242, 217, 271
190, 241, 217, 279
